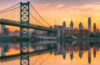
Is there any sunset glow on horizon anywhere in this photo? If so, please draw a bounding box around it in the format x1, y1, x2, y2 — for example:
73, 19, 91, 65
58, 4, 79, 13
1, 1, 100, 65
0, 0, 100, 31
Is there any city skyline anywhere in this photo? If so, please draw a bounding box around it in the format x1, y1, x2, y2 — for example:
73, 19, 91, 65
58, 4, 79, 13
0, 17, 99, 32
0, 1, 100, 65
0, 17, 99, 33
0, 0, 100, 31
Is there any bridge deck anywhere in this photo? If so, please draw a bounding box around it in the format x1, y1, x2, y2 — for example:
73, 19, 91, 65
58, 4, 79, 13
0, 19, 56, 32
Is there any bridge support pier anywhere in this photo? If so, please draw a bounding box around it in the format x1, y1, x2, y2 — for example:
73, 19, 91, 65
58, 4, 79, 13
1, 44, 9, 56
56, 27, 65, 54
1, 48, 5, 56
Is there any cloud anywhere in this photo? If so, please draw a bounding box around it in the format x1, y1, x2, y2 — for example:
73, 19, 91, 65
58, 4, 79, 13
32, 0, 100, 5
30, 0, 100, 10
56, 4, 64, 8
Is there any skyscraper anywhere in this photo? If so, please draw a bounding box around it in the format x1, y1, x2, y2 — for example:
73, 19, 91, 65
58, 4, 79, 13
63, 21, 66, 28
70, 20, 74, 30
88, 17, 91, 32
79, 22, 83, 30
93, 23, 97, 33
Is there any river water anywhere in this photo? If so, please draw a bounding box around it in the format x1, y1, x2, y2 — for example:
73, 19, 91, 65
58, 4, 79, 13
0, 47, 100, 65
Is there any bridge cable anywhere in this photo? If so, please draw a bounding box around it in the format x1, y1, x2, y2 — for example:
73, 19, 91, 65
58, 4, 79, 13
0, 3, 19, 13
39, 54, 51, 65
30, 13, 45, 26
32, 54, 46, 65
30, 3, 51, 26
0, 7, 19, 14
33, 54, 50, 65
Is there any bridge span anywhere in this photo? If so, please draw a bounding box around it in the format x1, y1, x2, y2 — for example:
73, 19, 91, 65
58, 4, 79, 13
0, 19, 56, 32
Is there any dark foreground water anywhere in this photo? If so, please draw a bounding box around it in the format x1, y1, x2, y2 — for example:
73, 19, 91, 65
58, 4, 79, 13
0, 46, 100, 65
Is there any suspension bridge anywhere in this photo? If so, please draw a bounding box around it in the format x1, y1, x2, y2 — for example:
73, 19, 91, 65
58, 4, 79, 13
0, 1, 96, 65
0, 1, 63, 65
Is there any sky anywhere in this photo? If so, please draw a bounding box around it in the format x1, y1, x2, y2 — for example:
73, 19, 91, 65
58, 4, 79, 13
0, 0, 100, 31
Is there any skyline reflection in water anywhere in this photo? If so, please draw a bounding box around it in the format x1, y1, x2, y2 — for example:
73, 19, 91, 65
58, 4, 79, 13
0, 43, 100, 65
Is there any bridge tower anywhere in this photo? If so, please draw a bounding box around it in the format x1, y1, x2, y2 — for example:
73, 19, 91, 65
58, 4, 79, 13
56, 27, 65, 53
20, 1, 30, 65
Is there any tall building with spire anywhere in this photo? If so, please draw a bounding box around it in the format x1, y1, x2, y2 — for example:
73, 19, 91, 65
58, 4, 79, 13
93, 23, 97, 33
63, 21, 66, 28
70, 20, 74, 30
88, 17, 91, 32
79, 22, 83, 30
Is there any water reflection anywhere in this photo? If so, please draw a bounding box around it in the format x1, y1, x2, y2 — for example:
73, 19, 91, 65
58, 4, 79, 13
0, 42, 100, 65
53, 41, 100, 64
88, 48, 91, 64
70, 51, 74, 61
93, 47, 96, 58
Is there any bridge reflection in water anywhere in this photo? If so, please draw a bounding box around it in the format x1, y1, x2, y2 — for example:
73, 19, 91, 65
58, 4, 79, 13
0, 43, 100, 65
